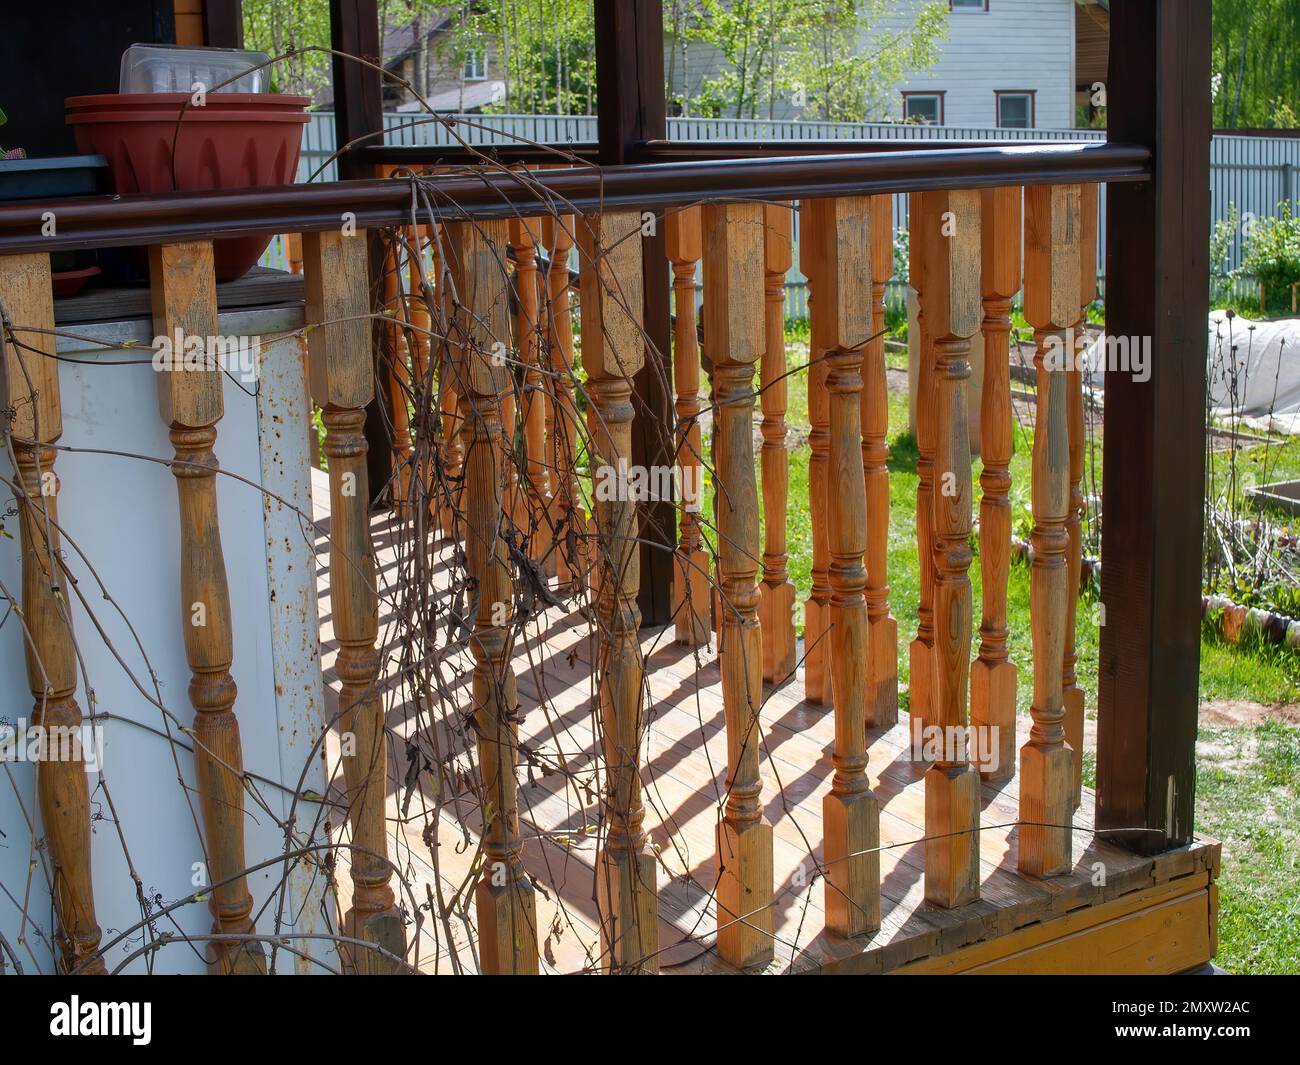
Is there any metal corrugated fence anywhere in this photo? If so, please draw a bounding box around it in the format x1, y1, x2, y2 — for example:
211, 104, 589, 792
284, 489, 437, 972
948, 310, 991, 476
282, 113, 1300, 311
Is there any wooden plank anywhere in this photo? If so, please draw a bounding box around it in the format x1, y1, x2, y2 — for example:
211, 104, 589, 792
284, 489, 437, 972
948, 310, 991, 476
1097, 0, 1211, 852
893, 872, 1212, 975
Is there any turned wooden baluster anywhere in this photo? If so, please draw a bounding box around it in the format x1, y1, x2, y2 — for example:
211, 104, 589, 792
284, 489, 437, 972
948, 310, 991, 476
543, 215, 586, 590
665, 207, 710, 646
511, 218, 552, 568
434, 228, 465, 540
444, 219, 538, 973
301, 231, 406, 973
1, 253, 105, 974
759, 203, 798, 683
805, 197, 881, 937
1019, 184, 1081, 878
863, 194, 898, 727
382, 239, 416, 515
972, 186, 1022, 784
575, 211, 659, 973
1063, 183, 1098, 811
406, 226, 436, 520
285, 232, 304, 274
149, 242, 265, 974
916, 192, 982, 908
703, 203, 774, 968
801, 206, 833, 706
908, 192, 936, 749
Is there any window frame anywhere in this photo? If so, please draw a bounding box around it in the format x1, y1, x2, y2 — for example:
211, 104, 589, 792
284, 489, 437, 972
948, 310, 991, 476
901, 91, 945, 126
994, 89, 1036, 129
462, 49, 487, 82
949, 0, 989, 11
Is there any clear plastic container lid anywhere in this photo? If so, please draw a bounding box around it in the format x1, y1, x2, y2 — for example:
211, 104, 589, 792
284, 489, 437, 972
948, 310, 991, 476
120, 44, 272, 94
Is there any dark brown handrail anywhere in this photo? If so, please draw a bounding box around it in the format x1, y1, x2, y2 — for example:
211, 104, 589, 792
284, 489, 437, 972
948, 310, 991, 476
0, 142, 1146, 255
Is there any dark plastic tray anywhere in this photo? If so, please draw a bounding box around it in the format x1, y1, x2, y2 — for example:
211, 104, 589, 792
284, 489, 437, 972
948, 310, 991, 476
0, 154, 107, 201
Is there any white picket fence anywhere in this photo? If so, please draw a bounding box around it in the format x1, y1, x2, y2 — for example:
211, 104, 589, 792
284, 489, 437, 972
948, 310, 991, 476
275, 112, 1300, 310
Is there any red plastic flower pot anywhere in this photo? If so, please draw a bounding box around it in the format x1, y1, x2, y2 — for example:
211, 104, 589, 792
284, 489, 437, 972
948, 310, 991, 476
66, 94, 310, 281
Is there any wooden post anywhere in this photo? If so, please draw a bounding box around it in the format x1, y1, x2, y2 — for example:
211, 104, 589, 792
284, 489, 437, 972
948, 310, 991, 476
703, 203, 774, 968
908, 192, 936, 750
577, 211, 659, 973
443, 219, 538, 974
916, 192, 982, 908
971, 186, 1022, 784
1064, 183, 1098, 810
149, 241, 265, 974
301, 230, 406, 973
1, 253, 106, 974
759, 203, 797, 683
511, 218, 552, 568
594, 0, 675, 625
1098, 0, 1210, 855
863, 194, 898, 727
1019, 184, 1081, 878
801, 208, 833, 706
543, 215, 586, 590
805, 197, 881, 937
665, 207, 710, 646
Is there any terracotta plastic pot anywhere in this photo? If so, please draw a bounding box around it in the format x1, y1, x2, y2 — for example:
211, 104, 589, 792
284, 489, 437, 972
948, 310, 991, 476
65, 93, 309, 281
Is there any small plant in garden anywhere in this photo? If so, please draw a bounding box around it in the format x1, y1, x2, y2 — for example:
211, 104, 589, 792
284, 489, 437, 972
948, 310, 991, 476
1239, 201, 1300, 317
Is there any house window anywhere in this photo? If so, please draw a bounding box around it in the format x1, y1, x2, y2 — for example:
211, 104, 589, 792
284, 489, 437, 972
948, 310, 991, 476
950, 0, 987, 9
996, 91, 1035, 128
463, 50, 487, 81
902, 92, 944, 125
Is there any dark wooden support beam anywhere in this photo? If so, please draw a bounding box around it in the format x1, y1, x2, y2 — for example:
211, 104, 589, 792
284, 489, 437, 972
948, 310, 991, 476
595, 0, 674, 625
330, 0, 393, 506
1097, 0, 1211, 853
203, 0, 244, 47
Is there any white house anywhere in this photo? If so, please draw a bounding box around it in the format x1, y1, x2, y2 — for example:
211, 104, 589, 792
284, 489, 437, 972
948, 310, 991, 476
667, 0, 1110, 130
885, 0, 1080, 129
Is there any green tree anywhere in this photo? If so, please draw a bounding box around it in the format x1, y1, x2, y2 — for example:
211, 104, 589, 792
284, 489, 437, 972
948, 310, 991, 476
242, 0, 333, 96
785, 0, 947, 122
1212, 0, 1300, 129
674, 0, 946, 122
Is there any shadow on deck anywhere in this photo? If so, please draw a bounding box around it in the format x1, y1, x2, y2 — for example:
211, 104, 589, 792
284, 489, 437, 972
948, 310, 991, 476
311, 472, 1219, 975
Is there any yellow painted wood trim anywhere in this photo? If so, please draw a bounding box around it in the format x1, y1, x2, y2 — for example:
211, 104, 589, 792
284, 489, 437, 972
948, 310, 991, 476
894, 871, 1212, 975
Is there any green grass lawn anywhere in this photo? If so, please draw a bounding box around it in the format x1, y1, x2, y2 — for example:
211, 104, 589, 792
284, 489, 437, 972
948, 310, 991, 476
695, 332, 1300, 973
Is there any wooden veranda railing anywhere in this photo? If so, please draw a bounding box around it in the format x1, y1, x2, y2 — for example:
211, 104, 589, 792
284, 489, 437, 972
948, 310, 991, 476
351, 156, 1108, 969
1, 139, 1195, 974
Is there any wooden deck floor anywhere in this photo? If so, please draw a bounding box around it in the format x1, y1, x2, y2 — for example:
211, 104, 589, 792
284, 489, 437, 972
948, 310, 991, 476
312, 474, 1219, 974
